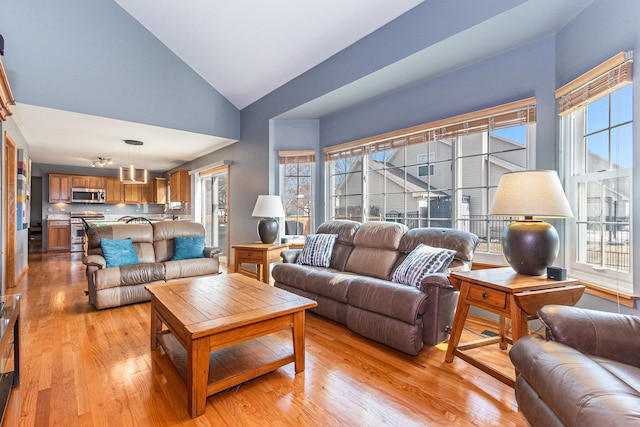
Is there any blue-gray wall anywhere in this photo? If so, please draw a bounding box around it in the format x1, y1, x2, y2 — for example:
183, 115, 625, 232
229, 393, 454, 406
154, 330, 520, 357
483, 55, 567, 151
0, 0, 239, 138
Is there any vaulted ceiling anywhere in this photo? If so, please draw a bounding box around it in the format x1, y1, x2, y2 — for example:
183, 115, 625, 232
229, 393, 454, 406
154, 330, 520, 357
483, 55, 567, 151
7, 0, 594, 171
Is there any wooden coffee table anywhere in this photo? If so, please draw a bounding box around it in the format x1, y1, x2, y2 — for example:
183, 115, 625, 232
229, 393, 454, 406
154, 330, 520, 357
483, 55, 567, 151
146, 273, 318, 418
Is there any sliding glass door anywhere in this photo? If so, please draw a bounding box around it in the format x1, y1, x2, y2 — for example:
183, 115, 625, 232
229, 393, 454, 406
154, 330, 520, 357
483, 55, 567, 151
200, 166, 229, 265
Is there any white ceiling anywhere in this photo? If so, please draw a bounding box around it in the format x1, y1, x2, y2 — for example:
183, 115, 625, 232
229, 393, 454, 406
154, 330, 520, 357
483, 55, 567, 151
12, 0, 594, 172
113, 0, 423, 110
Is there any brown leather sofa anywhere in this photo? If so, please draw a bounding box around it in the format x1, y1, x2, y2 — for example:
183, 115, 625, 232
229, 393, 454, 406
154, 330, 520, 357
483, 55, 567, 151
83, 221, 220, 309
510, 305, 640, 427
272, 220, 480, 355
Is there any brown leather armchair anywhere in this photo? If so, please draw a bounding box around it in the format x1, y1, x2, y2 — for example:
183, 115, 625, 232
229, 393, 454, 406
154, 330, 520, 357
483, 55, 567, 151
509, 305, 640, 427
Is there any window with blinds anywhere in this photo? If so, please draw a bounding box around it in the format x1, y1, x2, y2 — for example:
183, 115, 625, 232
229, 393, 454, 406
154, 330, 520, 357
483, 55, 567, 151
279, 150, 315, 236
324, 98, 536, 257
560, 51, 634, 293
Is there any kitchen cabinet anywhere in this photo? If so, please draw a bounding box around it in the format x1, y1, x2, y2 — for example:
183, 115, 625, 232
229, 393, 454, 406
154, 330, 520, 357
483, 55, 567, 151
47, 220, 70, 251
151, 178, 168, 204
72, 175, 106, 189
169, 170, 190, 203
124, 184, 144, 204
105, 176, 124, 204
49, 174, 72, 203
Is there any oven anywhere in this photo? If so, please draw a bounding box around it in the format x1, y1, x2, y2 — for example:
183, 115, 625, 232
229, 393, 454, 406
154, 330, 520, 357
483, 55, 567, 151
70, 219, 85, 252
70, 211, 105, 252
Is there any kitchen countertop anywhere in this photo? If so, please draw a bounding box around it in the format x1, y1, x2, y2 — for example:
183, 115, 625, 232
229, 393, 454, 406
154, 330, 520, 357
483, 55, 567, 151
47, 214, 71, 221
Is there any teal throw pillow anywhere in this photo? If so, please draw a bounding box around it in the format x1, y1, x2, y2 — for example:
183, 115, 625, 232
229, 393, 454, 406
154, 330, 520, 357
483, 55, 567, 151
173, 235, 205, 260
100, 237, 139, 268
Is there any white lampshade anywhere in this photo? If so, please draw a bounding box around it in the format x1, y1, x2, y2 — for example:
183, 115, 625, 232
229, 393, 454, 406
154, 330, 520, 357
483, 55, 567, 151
489, 170, 573, 218
252, 195, 285, 218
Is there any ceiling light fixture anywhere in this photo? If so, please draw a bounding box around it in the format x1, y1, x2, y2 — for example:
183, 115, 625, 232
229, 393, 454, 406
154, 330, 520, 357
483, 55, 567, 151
119, 139, 148, 184
91, 157, 113, 167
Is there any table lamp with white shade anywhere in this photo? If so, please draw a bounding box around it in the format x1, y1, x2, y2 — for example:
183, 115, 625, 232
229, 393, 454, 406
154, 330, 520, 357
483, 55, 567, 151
252, 195, 285, 244
489, 170, 573, 276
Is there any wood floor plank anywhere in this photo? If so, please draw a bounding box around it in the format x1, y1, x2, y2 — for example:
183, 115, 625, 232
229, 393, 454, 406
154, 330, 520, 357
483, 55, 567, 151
3, 251, 527, 426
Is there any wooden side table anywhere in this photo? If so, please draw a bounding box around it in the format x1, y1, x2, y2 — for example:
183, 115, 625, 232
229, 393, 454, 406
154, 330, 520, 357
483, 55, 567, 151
232, 242, 288, 284
444, 267, 584, 387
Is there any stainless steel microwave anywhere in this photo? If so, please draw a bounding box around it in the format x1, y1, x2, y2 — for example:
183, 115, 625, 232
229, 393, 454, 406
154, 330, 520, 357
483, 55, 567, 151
71, 187, 106, 204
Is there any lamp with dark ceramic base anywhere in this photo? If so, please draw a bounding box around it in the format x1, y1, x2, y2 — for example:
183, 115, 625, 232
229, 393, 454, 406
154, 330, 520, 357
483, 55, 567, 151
252, 195, 285, 244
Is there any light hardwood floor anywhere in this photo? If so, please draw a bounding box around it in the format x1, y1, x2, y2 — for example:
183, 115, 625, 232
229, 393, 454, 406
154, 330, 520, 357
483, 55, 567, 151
3, 251, 527, 426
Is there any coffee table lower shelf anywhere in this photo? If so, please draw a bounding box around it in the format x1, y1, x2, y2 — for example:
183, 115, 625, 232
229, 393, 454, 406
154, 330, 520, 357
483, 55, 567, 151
157, 331, 293, 396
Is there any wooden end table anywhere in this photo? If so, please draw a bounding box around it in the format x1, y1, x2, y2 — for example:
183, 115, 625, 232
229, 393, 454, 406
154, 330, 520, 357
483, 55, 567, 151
444, 267, 584, 387
232, 242, 288, 284
146, 273, 317, 418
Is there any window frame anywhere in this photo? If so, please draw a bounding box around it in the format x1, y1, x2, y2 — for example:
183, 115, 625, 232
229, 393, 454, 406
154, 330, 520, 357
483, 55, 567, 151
324, 99, 536, 264
279, 150, 315, 238
562, 87, 633, 293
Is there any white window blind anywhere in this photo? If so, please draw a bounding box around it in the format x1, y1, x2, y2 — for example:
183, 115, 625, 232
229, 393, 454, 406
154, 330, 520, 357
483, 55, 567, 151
279, 150, 315, 164
323, 97, 536, 160
556, 51, 633, 116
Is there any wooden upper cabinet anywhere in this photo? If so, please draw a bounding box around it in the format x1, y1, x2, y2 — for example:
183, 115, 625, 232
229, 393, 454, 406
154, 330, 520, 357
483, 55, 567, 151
49, 173, 72, 203
152, 178, 168, 204
124, 183, 144, 204
170, 170, 190, 203
105, 176, 123, 204
71, 175, 106, 189
88, 176, 106, 189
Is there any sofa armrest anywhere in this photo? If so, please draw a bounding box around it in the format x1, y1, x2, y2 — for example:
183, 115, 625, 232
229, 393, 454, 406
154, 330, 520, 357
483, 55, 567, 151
204, 246, 222, 258
539, 305, 640, 368
83, 254, 106, 269
418, 272, 453, 292
280, 249, 301, 263
418, 273, 459, 345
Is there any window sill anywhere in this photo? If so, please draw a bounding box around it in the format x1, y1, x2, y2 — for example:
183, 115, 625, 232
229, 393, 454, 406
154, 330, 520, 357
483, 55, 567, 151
581, 280, 638, 308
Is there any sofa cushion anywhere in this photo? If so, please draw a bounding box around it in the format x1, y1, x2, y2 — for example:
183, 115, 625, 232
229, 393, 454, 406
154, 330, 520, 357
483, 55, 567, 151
100, 237, 139, 268
316, 220, 361, 270
347, 277, 428, 325
93, 262, 165, 291
345, 222, 407, 280
87, 224, 156, 263
297, 234, 337, 267
173, 235, 205, 260
164, 258, 219, 280
153, 221, 207, 262
272, 263, 356, 303
392, 244, 455, 287
397, 227, 480, 272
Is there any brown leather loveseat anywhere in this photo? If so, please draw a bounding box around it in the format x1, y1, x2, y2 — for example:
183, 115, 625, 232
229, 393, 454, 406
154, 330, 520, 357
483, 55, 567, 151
83, 221, 220, 309
510, 305, 640, 426
272, 220, 479, 355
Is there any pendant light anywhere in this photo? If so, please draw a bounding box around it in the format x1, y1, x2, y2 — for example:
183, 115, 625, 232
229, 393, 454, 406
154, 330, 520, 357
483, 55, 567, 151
119, 139, 148, 184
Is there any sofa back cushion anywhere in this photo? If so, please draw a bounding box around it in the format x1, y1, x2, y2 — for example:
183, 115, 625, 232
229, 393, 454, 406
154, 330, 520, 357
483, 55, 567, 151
315, 220, 361, 271
345, 222, 407, 280
153, 221, 206, 262
87, 224, 156, 263
396, 227, 480, 272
